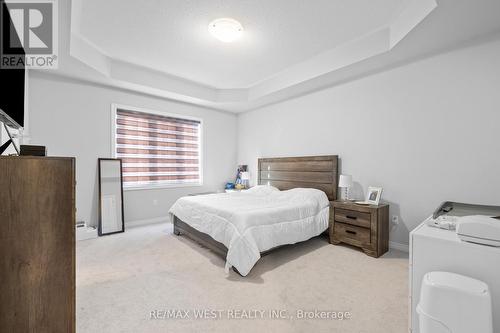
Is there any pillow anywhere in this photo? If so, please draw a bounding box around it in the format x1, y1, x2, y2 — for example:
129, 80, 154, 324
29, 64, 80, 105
245, 185, 280, 195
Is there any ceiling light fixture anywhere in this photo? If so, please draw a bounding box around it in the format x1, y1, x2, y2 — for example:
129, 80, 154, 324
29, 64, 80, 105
208, 18, 243, 43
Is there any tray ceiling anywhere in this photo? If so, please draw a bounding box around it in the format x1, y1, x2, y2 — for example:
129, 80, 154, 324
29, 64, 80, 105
62, 0, 500, 112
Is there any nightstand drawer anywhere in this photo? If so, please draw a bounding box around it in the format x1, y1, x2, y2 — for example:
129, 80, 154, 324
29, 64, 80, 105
334, 222, 371, 246
334, 208, 371, 228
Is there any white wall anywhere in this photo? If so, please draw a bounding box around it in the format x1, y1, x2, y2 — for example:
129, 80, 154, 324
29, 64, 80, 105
27, 39, 500, 245
237, 39, 500, 245
28, 72, 237, 227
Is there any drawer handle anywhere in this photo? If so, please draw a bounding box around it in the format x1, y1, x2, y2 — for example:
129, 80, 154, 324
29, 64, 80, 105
345, 230, 357, 235
346, 215, 357, 220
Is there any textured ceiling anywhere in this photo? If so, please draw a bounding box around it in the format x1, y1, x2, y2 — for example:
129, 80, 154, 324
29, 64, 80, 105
77, 0, 408, 89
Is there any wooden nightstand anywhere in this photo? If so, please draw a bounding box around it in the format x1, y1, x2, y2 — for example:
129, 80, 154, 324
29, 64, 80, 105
329, 200, 389, 258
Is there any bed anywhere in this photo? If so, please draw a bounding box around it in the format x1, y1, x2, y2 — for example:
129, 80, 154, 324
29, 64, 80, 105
169, 155, 338, 276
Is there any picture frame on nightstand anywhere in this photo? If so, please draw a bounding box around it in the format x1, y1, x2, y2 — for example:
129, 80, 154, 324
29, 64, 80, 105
356, 186, 383, 205
366, 187, 383, 205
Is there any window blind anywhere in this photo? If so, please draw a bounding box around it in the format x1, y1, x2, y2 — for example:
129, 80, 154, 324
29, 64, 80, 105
115, 109, 201, 188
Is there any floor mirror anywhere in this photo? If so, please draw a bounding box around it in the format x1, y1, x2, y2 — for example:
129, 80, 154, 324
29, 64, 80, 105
98, 158, 125, 236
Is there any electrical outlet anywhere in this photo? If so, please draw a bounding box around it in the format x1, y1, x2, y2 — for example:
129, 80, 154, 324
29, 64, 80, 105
153, 199, 158, 206
392, 215, 399, 225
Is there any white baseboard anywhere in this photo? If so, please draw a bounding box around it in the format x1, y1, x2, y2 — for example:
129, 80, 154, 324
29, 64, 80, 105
126, 216, 170, 228
389, 241, 409, 253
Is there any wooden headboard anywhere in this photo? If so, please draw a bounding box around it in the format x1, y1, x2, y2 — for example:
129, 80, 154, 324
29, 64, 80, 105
258, 155, 338, 201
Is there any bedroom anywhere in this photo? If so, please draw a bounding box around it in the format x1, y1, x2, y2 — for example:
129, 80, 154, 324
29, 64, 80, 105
1, 0, 500, 332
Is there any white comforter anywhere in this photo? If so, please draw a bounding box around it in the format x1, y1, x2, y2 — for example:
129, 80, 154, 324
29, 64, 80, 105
169, 186, 329, 276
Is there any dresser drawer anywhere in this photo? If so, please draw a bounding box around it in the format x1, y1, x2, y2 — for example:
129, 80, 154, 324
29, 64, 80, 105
333, 222, 371, 246
334, 208, 371, 228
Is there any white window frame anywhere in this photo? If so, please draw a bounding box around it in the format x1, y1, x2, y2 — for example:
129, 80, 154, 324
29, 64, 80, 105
110, 103, 203, 191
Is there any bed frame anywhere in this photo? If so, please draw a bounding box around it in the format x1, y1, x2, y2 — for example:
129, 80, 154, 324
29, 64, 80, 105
173, 155, 338, 271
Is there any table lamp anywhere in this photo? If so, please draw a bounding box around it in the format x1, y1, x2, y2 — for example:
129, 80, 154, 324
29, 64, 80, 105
241, 172, 250, 189
338, 174, 353, 201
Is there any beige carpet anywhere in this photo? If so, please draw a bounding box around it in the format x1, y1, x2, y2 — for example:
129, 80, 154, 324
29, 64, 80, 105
77, 223, 408, 333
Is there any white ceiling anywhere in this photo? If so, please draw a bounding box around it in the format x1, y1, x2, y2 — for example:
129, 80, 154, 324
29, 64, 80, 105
59, 0, 500, 112
77, 0, 409, 89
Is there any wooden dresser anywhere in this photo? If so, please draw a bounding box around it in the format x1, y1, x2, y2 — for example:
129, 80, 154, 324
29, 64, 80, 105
329, 200, 389, 258
0, 156, 75, 333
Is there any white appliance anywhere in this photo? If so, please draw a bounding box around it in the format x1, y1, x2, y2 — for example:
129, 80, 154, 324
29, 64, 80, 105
417, 271, 492, 333
456, 215, 500, 247
410, 219, 500, 332
426, 201, 500, 231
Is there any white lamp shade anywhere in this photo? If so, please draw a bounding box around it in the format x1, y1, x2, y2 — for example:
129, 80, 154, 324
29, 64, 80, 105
338, 174, 353, 188
241, 172, 250, 180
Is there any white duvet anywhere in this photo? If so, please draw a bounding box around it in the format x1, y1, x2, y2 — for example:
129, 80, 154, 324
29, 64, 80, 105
169, 185, 329, 276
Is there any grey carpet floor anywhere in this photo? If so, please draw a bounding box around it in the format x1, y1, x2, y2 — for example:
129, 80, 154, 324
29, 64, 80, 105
77, 223, 408, 333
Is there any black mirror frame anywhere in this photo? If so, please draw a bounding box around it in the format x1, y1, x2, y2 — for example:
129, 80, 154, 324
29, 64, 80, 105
98, 158, 125, 236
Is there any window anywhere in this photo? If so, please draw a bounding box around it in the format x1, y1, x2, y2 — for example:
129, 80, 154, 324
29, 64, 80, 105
112, 105, 202, 189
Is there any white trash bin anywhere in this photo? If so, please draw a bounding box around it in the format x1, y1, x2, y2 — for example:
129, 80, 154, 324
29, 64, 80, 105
417, 271, 492, 333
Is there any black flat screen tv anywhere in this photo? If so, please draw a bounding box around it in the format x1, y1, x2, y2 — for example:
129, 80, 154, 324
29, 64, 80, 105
0, 0, 26, 130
